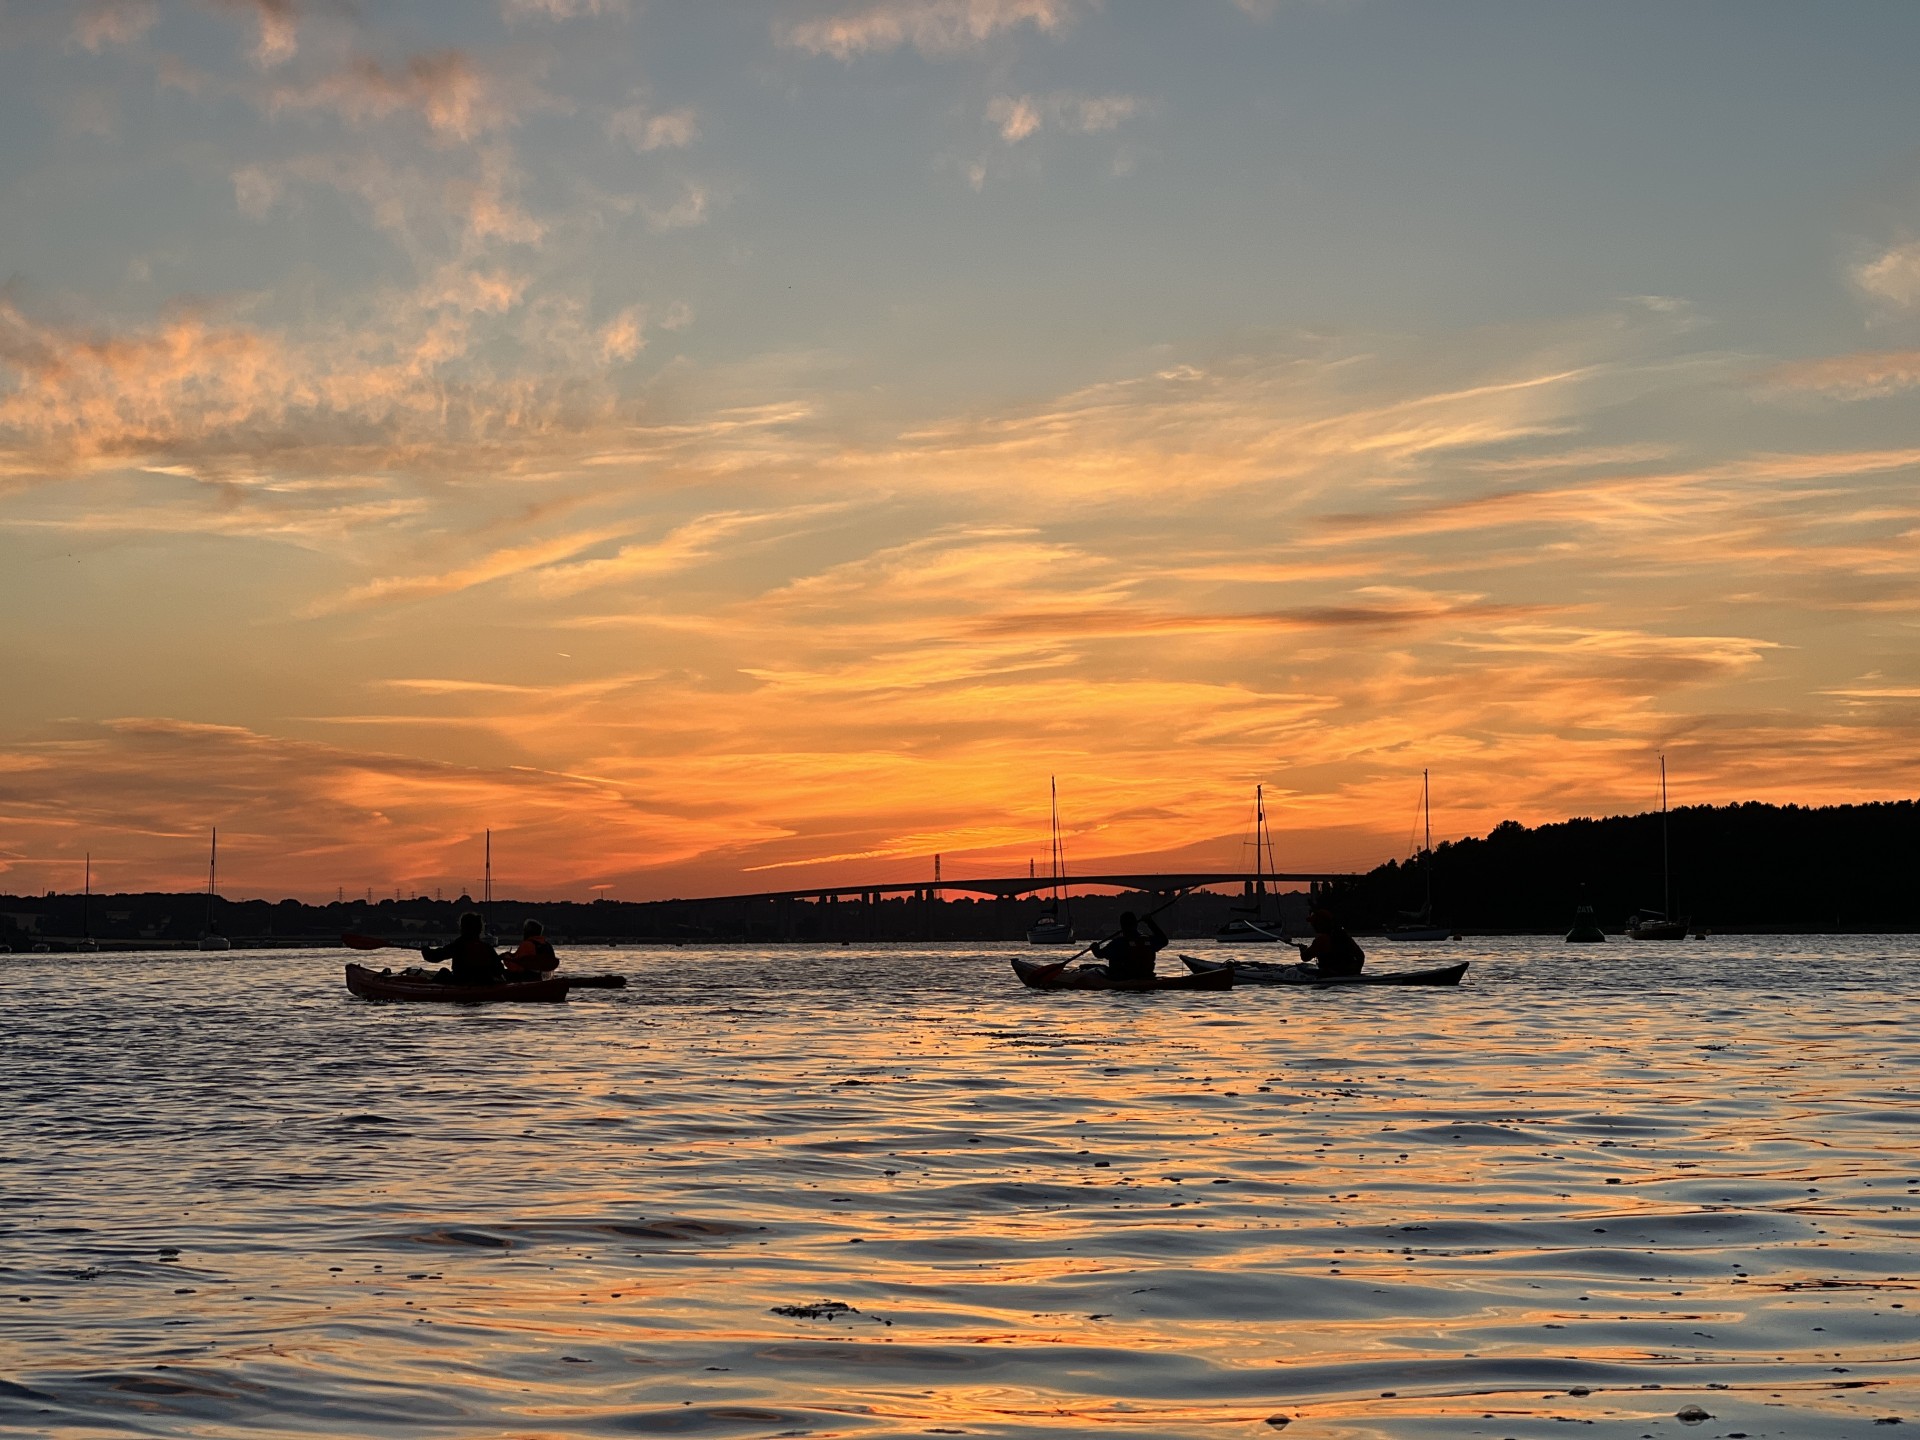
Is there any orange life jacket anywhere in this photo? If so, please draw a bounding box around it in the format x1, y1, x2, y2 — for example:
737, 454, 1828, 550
508, 937, 558, 973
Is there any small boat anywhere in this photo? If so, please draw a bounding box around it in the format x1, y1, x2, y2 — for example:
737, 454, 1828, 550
1026, 778, 1077, 945
345, 963, 570, 1003
1625, 910, 1688, 941
1183, 955, 1467, 986
1011, 957, 1233, 992
1565, 903, 1607, 943
1627, 756, 1690, 940
560, 972, 628, 989
1385, 770, 1452, 942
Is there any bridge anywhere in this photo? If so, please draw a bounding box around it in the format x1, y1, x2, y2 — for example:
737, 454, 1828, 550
669, 870, 1361, 906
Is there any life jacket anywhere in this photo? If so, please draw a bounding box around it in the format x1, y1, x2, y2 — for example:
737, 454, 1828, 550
508, 937, 558, 973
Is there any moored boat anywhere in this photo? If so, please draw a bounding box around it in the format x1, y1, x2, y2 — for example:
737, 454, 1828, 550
1011, 957, 1233, 992
1384, 770, 1452, 942
345, 962, 570, 1002
1027, 914, 1075, 945
1625, 910, 1688, 941
1182, 955, 1467, 986
1026, 777, 1078, 945
1218, 784, 1286, 941
1627, 756, 1690, 940
199, 828, 232, 951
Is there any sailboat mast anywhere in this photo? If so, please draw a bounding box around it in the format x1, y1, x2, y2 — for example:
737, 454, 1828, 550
1423, 769, 1432, 913
1660, 754, 1670, 918
84, 852, 91, 940
1049, 777, 1069, 920
1254, 784, 1267, 895
207, 827, 217, 932
484, 829, 493, 934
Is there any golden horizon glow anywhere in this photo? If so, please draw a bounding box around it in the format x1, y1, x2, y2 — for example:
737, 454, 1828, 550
4, 3, 1919, 899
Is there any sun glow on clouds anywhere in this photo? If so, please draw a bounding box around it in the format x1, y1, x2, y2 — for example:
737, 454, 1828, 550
2, 3, 1919, 899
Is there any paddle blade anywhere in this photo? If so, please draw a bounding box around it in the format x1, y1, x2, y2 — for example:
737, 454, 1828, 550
341, 932, 403, 950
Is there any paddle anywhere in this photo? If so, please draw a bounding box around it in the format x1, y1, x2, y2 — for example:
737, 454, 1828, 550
1058, 889, 1190, 964
1236, 918, 1292, 942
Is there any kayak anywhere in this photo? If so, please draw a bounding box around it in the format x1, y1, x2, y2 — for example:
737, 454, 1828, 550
345, 963, 570, 1003
559, 972, 627, 989
1012, 957, 1234, 992
1181, 955, 1467, 987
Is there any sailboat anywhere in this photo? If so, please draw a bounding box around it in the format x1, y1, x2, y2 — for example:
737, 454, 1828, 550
1385, 770, 1451, 942
1626, 755, 1689, 940
77, 852, 100, 951
1217, 784, 1286, 942
1026, 778, 1075, 945
199, 828, 232, 950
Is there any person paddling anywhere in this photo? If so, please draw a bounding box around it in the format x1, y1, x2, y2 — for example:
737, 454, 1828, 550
421, 911, 505, 985
506, 919, 558, 979
1297, 907, 1365, 978
1090, 910, 1168, 983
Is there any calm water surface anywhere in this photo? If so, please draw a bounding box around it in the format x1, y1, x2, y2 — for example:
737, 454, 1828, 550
2, 938, 1916, 1439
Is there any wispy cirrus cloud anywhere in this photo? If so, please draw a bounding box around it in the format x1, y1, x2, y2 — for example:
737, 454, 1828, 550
986, 90, 1140, 144
1766, 349, 1920, 400
781, 0, 1079, 59
71, 0, 156, 52
501, 0, 628, 21
608, 103, 698, 152
315, 525, 636, 613
264, 50, 528, 142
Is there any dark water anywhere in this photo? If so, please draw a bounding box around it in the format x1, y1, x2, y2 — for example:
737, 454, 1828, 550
2, 938, 1916, 1438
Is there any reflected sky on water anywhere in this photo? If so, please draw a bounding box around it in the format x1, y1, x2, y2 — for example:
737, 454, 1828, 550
3, 937, 1917, 1438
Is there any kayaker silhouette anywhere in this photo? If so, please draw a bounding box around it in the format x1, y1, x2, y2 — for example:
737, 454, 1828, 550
1296, 907, 1365, 978
421, 911, 505, 985
1090, 910, 1167, 983
506, 919, 559, 979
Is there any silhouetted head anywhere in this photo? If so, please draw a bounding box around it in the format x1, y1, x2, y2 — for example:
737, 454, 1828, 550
1309, 907, 1336, 932
522, 919, 544, 938
1119, 910, 1138, 932
458, 911, 484, 936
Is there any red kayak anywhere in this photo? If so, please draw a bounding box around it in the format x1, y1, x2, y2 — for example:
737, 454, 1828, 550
1011, 957, 1234, 992
344, 963, 570, 1003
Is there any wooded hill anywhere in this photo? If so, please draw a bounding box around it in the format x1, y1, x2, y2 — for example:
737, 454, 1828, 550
1321, 799, 1920, 932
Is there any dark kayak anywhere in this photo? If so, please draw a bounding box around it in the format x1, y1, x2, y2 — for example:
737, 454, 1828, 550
560, 972, 627, 989
345, 963, 570, 1003
1181, 955, 1467, 987
1012, 957, 1234, 992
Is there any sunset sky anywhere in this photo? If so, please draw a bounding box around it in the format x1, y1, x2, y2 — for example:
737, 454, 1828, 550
4, 0, 1920, 901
